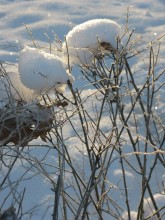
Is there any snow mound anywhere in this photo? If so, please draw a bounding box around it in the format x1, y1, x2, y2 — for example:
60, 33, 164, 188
62, 19, 121, 66
18, 46, 74, 94
0, 71, 37, 105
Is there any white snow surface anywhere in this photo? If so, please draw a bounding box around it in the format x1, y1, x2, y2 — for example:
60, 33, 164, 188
18, 46, 74, 94
62, 19, 121, 65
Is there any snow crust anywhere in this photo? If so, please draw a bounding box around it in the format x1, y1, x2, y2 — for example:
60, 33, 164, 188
18, 46, 74, 94
62, 19, 121, 65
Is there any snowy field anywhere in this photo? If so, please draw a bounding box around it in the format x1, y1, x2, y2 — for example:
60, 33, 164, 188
0, 0, 165, 219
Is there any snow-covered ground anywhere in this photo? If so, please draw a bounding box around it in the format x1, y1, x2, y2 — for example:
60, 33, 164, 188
0, 0, 165, 219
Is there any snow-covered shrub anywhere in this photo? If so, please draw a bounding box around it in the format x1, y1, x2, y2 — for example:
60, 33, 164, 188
0, 18, 165, 220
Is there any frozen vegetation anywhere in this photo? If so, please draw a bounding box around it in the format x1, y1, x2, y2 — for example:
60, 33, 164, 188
0, 1, 165, 219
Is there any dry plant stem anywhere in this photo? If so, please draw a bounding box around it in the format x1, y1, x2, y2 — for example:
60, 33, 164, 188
135, 46, 161, 220
17, 187, 26, 217
69, 100, 117, 218
47, 127, 103, 219
73, 92, 109, 216
74, 159, 102, 220
67, 84, 104, 219
23, 24, 37, 48
144, 206, 165, 220
68, 82, 93, 170
102, 43, 165, 219
119, 147, 131, 220
51, 88, 112, 218
123, 59, 164, 217
65, 36, 71, 73
78, 42, 165, 219
45, 116, 68, 220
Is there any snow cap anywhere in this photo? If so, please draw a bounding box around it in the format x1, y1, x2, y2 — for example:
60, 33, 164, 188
63, 19, 121, 66
18, 46, 74, 94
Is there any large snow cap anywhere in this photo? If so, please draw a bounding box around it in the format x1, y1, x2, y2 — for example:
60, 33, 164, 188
62, 19, 121, 65
18, 46, 74, 94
